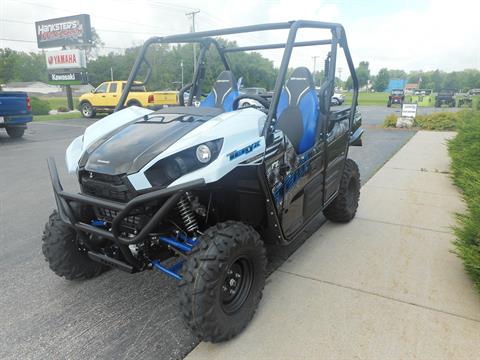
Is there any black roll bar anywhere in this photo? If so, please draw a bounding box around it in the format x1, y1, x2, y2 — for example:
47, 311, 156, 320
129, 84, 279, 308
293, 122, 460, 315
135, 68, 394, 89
116, 19, 359, 135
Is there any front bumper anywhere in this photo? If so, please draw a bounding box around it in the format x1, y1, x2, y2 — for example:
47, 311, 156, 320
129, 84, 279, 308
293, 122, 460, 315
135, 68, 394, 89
47, 157, 205, 247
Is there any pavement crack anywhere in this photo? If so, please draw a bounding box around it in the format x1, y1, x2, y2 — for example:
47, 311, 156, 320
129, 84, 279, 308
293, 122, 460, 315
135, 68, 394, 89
363, 184, 460, 198
355, 216, 452, 234
278, 270, 480, 324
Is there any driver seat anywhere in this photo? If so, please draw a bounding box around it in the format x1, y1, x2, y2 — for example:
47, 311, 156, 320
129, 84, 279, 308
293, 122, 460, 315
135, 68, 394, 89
200, 71, 239, 112
275, 67, 319, 154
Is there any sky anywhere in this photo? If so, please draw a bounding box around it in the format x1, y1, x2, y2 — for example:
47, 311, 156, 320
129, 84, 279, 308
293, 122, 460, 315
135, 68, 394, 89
1, 0, 479, 79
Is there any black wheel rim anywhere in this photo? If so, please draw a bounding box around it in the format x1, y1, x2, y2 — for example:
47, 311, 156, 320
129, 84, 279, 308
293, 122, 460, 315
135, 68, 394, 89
221, 257, 254, 314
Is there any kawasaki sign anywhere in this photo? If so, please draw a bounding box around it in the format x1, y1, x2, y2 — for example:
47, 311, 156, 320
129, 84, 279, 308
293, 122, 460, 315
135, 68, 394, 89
48, 71, 88, 85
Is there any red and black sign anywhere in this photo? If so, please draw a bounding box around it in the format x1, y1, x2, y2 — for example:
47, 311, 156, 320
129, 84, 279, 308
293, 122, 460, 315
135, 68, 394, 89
35, 14, 92, 49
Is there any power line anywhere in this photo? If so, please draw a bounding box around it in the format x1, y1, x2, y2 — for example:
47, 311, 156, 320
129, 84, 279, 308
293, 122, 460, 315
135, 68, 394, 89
8, 0, 167, 31
0, 18, 165, 36
0, 37, 36, 43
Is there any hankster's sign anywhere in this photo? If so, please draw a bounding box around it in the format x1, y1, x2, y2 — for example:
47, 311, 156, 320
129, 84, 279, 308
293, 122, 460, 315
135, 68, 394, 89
35, 14, 92, 49
45, 49, 87, 70
48, 71, 88, 85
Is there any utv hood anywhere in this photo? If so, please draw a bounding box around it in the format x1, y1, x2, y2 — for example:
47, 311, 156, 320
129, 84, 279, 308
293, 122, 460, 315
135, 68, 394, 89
82, 107, 222, 175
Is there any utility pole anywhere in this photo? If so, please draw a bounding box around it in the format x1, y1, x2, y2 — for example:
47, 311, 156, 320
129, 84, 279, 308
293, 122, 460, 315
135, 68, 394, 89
180, 61, 184, 88
186, 10, 200, 72
312, 56, 321, 86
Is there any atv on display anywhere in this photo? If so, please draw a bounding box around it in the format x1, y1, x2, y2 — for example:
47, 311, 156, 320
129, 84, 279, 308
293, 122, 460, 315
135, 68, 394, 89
43, 20, 363, 342
387, 89, 405, 107
435, 89, 456, 107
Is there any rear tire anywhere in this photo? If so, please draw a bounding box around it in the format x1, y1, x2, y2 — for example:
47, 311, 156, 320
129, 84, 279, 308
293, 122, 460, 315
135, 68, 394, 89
80, 102, 95, 118
126, 100, 142, 107
42, 210, 107, 280
323, 159, 360, 223
6, 126, 25, 138
179, 221, 266, 342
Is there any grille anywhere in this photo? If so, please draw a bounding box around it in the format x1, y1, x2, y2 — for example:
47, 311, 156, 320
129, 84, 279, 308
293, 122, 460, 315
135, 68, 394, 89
96, 207, 143, 229
79, 171, 136, 202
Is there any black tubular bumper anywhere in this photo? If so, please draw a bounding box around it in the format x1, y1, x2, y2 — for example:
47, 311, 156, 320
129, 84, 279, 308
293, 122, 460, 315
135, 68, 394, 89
47, 157, 205, 246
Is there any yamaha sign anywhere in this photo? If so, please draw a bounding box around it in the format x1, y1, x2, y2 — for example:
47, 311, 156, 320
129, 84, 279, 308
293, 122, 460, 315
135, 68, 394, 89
45, 49, 87, 70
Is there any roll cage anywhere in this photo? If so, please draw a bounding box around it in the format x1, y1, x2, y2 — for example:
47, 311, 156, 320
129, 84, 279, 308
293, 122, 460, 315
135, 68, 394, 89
116, 20, 359, 140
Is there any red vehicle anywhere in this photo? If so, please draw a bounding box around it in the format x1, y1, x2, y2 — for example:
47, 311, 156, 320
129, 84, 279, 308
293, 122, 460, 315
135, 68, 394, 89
387, 89, 404, 107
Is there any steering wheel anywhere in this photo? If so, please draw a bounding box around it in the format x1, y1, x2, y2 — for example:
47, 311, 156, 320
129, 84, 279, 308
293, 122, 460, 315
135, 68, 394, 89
232, 94, 270, 111
178, 83, 193, 106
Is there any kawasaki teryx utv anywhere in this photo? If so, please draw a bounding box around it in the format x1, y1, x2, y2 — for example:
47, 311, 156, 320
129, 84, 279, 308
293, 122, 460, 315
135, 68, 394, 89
43, 20, 363, 342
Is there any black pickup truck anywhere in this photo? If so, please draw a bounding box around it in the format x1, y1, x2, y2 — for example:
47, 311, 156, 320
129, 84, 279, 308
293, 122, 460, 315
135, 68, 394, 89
0, 91, 33, 138
435, 89, 455, 107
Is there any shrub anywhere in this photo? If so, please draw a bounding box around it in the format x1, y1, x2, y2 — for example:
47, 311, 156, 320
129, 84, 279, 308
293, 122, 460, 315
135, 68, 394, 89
383, 111, 461, 130
57, 106, 69, 113
383, 114, 397, 128
415, 112, 458, 131
448, 110, 480, 292
30, 96, 51, 115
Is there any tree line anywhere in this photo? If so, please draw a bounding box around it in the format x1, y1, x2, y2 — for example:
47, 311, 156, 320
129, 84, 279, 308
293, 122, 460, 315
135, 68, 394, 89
1, 44, 480, 93
346, 61, 480, 92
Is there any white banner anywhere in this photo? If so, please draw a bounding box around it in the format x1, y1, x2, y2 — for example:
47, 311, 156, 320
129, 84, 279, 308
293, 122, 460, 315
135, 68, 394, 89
45, 49, 86, 70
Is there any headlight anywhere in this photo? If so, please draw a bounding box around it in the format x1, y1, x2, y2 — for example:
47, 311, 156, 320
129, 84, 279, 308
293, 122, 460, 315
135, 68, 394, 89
145, 139, 223, 187
196, 144, 212, 163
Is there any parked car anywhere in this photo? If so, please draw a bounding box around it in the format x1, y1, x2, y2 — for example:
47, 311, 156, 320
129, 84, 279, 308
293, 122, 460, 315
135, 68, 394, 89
0, 90, 32, 138
387, 89, 405, 107
331, 92, 345, 105
79, 81, 178, 118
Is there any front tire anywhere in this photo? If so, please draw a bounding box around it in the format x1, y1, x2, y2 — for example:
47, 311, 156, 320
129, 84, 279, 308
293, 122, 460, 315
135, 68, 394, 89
80, 102, 95, 118
179, 221, 266, 342
6, 126, 25, 138
323, 159, 360, 222
42, 210, 107, 280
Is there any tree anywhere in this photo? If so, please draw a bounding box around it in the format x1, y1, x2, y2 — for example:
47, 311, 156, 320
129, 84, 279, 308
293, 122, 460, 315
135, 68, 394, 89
373, 68, 389, 92
345, 61, 370, 90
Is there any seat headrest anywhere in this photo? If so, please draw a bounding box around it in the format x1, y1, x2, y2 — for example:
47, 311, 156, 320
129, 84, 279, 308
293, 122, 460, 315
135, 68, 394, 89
284, 67, 315, 105
212, 71, 237, 107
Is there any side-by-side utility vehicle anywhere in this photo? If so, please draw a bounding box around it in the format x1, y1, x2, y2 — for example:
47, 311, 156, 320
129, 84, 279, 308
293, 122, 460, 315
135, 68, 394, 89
387, 88, 404, 107
43, 20, 363, 342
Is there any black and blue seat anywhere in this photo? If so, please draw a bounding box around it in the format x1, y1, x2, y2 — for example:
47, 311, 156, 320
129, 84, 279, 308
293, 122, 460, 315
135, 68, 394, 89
275, 67, 320, 154
200, 71, 239, 112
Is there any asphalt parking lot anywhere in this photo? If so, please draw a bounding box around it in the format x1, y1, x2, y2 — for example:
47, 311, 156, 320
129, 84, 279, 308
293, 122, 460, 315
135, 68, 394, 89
0, 105, 417, 359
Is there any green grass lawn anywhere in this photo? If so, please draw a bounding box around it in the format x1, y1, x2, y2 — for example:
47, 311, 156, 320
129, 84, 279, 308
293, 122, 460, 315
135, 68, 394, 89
38, 96, 80, 110
33, 112, 82, 121
344, 92, 388, 106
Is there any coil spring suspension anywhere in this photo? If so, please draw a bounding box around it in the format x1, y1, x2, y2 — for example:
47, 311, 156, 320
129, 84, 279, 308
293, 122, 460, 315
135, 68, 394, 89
177, 192, 198, 233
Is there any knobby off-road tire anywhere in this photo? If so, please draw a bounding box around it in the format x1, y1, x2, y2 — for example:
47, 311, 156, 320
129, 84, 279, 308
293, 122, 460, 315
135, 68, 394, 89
179, 221, 266, 342
323, 158, 360, 222
42, 210, 107, 280
6, 126, 25, 138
